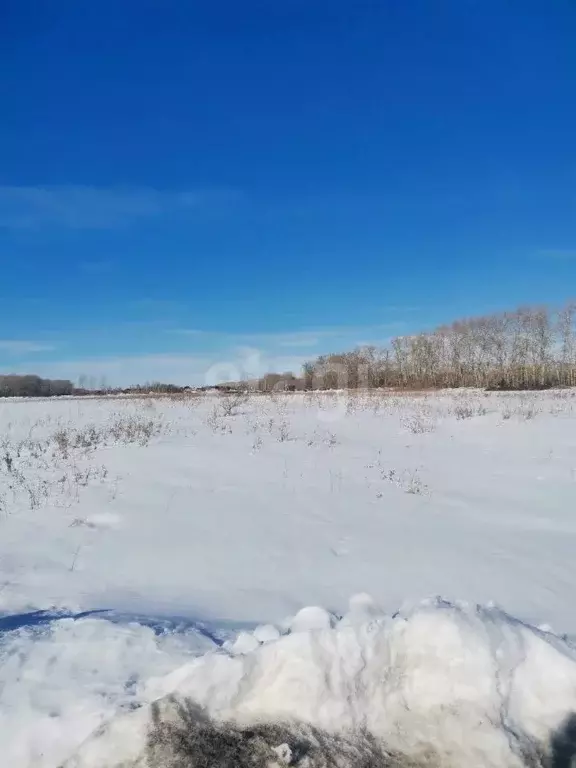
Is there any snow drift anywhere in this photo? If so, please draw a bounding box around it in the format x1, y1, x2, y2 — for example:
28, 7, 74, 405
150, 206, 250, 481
4, 596, 575, 768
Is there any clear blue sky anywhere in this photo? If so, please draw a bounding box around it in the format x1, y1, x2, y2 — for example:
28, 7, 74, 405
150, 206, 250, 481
1, 0, 575, 385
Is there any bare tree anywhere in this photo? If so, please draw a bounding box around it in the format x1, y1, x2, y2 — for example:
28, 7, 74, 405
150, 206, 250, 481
300, 301, 576, 391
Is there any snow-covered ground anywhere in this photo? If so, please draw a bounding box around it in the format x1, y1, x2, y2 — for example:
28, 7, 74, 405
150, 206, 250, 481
2, 390, 576, 766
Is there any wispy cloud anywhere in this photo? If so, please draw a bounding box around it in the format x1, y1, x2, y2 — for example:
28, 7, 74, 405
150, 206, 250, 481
3, 349, 308, 388
171, 329, 321, 347
536, 249, 576, 261
0, 185, 239, 229
170, 324, 406, 350
0, 354, 209, 388
275, 332, 322, 348
171, 328, 206, 336
0, 340, 55, 354
78, 260, 116, 275
129, 298, 188, 312
0, 322, 414, 386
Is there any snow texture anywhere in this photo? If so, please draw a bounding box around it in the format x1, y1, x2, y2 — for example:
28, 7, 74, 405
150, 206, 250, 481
2, 391, 576, 766
43, 597, 576, 767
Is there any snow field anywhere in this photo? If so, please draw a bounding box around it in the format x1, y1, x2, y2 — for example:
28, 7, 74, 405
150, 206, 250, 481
1, 390, 576, 766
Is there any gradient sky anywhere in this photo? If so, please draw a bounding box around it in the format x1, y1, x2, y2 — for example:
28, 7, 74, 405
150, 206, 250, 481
1, 0, 575, 385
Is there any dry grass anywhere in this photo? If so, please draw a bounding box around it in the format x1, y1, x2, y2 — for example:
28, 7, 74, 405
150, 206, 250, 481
2, 388, 574, 520
0, 412, 164, 515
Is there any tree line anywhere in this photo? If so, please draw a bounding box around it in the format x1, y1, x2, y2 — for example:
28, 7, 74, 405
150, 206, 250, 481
0, 374, 74, 398
254, 303, 576, 391
0, 376, 195, 398
4, 303, 576, 396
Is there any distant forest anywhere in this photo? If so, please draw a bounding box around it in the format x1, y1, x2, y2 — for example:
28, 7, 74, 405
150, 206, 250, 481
0, 375, 74, 398
2, 302, 576, 397
0, 376, 187, 398
256, 302, 576, 392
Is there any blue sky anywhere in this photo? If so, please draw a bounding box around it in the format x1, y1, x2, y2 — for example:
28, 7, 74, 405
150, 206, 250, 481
1, 0, 575, 386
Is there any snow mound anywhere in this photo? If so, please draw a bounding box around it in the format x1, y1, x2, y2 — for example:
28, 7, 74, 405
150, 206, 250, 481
0, 615, 216, 768
57, 595, 576, 768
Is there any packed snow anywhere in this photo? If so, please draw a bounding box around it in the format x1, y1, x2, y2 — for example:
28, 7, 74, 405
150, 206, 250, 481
1, 390, 576, 766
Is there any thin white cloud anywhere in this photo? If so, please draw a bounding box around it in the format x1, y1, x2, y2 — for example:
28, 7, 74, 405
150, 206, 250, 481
170, 329, 319, 347
0, 323, 413, 386
78, 260, 116, 275
276, 333, 321, 348
0, 185, 238, 229
0, 340, 55, 354
169, 328, 206, 336
129, 298, 188, 312
169, 323, 407, 349
536, 249, 576, 261
0, 349, 307, 388
0, 354, 211, 388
